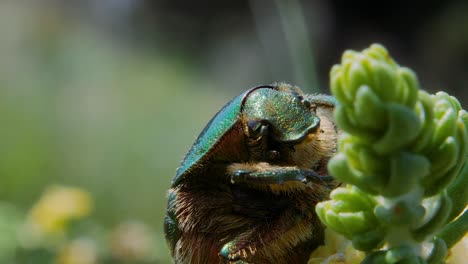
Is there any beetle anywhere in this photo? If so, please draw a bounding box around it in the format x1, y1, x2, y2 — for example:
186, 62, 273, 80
164, 83, 339, 264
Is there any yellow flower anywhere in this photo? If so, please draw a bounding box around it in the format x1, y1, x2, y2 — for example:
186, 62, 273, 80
447, 234, 468, 264
308, 228, 364, 264
309, 228, 467, 264
28, 185, 93, 235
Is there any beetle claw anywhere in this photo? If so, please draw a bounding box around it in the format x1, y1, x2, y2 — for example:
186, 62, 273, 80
233, 170, 250, 177
302, 170, 334, 184
320, 175, 334, 182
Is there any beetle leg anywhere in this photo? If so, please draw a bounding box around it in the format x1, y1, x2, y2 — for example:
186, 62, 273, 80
228, 162, 333, 186
220, 229, 257, 262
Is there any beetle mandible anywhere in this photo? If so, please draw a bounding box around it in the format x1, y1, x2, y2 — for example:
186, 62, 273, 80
165, 83, 339, 264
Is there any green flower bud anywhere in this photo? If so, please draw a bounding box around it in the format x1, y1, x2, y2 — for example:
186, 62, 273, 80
330, 187, 376, 211
330, 43, 423, 157
334, 105, 379, 140
316, 186, 382, 240
323, 43, 467, 262
422, 95, 467, 196
328, 153, 382, 195
332, 44, 419, 108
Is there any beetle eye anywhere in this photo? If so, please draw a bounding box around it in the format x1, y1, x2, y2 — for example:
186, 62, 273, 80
247, 120, 262, 132
247, 119, 269, 139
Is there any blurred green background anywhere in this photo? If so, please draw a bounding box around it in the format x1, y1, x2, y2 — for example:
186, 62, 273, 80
0, 0, 466, 263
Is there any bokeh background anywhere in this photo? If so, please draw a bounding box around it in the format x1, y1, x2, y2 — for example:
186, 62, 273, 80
0, 0, 466, 263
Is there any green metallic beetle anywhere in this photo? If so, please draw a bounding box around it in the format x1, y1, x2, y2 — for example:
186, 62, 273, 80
165, 84, 339, 264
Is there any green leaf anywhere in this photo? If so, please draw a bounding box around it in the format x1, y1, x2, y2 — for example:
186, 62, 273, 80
436, 209, 468, 248
412, 193, 452, 241
446, 162, 468, 221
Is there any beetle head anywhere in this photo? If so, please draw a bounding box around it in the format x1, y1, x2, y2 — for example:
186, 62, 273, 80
241, 85, 322, 166
242, 85, 320, 142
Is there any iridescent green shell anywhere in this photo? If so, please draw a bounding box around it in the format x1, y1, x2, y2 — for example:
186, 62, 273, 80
172, 85, 321, 186
172, 87, 253, 186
